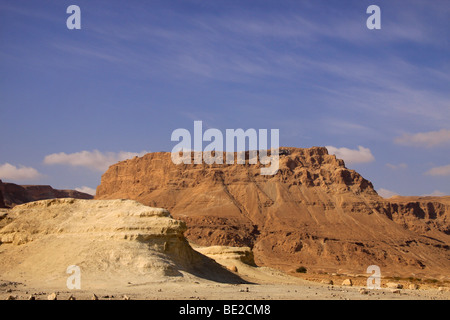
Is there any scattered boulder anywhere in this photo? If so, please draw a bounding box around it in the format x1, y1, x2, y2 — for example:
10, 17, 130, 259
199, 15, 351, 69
359, 288, 369, 295
409, 284, 419, 290
342, 279, 353, 286
228, 265, 238, 273
47, 292, 57, 300
386, 282, 403, 289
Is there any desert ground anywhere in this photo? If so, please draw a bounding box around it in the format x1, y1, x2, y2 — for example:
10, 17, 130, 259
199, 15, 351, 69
1, 264, 449, 300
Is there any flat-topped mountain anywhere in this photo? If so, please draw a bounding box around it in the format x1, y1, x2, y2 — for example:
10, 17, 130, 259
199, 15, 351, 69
95, 147, 450, 279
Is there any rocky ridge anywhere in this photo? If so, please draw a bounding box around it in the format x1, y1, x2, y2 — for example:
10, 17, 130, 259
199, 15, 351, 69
95, 147, 450, 278
0, 180, 93, 208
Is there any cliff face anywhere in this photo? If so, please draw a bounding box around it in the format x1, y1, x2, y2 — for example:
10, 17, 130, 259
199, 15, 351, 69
382, 196, 450, 235
0, 180, 6, 208
0, 180, 93, 208
95, 147, 450, 278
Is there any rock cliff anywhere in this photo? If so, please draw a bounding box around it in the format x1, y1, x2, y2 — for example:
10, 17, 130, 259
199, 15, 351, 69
95, 147, 450, 278
0, 181, 5, 209
0, 180, 93, 208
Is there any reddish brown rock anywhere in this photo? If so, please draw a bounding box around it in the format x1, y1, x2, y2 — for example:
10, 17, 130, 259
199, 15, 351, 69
0, 180, 93, 208
0, 180, 6, 208
381, 196, 450, 236
95, 147, 450, 278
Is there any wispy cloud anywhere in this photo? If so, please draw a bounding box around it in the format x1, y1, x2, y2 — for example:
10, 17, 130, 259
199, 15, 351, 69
0, 163, 42, 181
43, 150, 150, 172
394, 129, 450, 147
326, 146, 375, 165
377, 188, 399, 199
75, 186, 96, 196
425, 164, 450, 177
422, 190, 447, 197
386, 163, 408, 170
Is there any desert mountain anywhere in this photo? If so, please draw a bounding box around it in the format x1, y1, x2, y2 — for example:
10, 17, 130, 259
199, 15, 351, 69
0, 199, 243, 288
95, 147, 450, 279
0, 179, 93, 208
0, 187, 5, 208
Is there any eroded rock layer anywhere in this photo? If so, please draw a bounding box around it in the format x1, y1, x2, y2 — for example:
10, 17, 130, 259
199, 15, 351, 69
0, 199, 242, 288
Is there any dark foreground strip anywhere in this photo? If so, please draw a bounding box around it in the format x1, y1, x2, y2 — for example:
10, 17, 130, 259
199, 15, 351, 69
0, 300, 445, 318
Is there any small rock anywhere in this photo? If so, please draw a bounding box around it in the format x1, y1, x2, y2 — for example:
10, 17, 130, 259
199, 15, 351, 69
48, 292, 57, 300
321, 279, 333, 285
28, 295, 35, 300
68, 295, 76, 300
391, 289, 401, 294
409, 284, 419, 290
228, 265, 238, 273
386, 282, 403, 289
123, 295, 130, 300
342, 279, 353, 286
438, 287, 446, 292
359, 288, 369, 295
6, 295, 16, 300
92, 293, 98, 300
5, 289, 12, 293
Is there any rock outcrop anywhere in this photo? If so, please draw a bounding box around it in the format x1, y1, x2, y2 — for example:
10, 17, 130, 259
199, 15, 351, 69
0, 180, 93, 208
0, 199, 243, 288
95, 147, 450, 279
0, 180, 5, 208
381, 196, 450, 236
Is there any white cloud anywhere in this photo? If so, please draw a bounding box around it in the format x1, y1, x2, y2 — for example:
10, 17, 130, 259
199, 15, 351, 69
394, 129, 450, 147
75, 186, 96, 196
386, 163, 408, 170
425, 164, 450, 177
422, 190, 447, 197
44, 150, 150, 172
326, 146, 375, 165
377, 188, 399, 199
0, 163, 42, 181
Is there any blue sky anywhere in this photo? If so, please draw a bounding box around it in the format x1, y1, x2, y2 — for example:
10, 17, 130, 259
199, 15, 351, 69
0, 0, 449, 197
